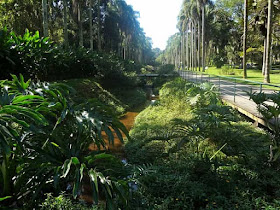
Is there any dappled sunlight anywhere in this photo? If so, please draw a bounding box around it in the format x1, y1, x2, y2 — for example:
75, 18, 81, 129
89, 111, 139, 156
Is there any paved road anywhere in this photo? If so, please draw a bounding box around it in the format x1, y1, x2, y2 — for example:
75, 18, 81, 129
179, 70, 278, 120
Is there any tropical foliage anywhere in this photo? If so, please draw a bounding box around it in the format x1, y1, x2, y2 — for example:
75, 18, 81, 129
0, 0, 154, 63
125, 78, 280, 209
0, 75, 129, 208
0, 27, 146, 82
158, 0, 280, 82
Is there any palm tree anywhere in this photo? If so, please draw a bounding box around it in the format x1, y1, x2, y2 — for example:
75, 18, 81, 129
89, 0, 93, 51
63, 0, 69, 48
201, 0, 207, 72
42, 0, 49, 37
186, 20, 190, 70
191, 21, 194, 70
194, 20, 197, 71
264, 0, 273, 83
262, 34, 267, 75
197, 13, 201, 71
181, 31, 185, 68
197, 0, 207, 71
77, 0, 83, 47
243, 0, 248, 79
97, 0, 102, 51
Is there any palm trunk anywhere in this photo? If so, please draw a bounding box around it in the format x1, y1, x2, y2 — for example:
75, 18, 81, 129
264, 0, 272, 83
190, 22, 193, 71
194, 22, 197, 71
78, 1, 83, 47
97, 0, 102, 51
186, 22, 189, 70
198, 18, 201, 71
89, 0, 93, 51
42, 0, 49, 37
202, 5, 205, 72
182, 32, 185, 68
63, 0, 69, 48
262, 37, 267, 75
243, 0, 248, 78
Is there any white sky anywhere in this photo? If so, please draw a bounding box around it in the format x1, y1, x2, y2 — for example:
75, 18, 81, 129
125, 0, 183, 50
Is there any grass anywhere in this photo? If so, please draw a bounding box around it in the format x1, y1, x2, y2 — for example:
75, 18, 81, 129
202, 66, 280, 90
125, 78, 280, 209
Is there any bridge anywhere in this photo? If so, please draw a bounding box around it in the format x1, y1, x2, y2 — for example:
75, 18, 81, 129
137, 74, 176, 77
179, 70, 280, 129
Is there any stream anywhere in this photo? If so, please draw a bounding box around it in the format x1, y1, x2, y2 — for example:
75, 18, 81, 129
82, 88, 158, 204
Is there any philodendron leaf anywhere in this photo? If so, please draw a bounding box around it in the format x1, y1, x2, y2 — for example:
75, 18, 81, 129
62, 159, 72, 178
71, 157, 80, 165
89, 169, 99, 204
0, 196, 12, 202
73, 168, 81, 199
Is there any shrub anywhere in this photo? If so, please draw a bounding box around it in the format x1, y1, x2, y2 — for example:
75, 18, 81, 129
0, 27, 142, 86
213, 53, 227, 68
219, 65, 243, 76
126, 78, 276, 209
40, 193, 104, 210
0, 75, 129, 208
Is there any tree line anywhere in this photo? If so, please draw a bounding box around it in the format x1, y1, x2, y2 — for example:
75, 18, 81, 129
0, 0, 154, 64
157, 0, 280, 83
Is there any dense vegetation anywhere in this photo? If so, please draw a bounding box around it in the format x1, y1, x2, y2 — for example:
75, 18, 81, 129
0, 0, 153, 208
126, 78, 280, 209
0, 0, 154, 63
0, 27, 145, 83
0, 74, 133, 208
158, 0, 280, 83
1, 0, 280, 209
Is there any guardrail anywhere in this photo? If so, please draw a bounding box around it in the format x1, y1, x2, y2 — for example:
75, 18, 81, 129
178, 70, 280, 103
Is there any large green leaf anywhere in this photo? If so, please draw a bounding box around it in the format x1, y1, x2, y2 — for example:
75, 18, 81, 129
0, 196, 12, 202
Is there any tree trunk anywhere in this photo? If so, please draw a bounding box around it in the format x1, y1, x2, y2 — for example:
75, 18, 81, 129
198, 18, 201, 71
89, 0, 93, 51
78, 1, 83, 47
243, 0, 248, 79
182, 32, 185, 68
264, 0, 272, 83
262, 37, 266, 75
194, 22, 197, 71
186, 21, 189, 70
202, 5, 205, 72
190, 22, 194, 71
42, 0, 49, 37
63, 0, 69, 48
97, 0, 102, 51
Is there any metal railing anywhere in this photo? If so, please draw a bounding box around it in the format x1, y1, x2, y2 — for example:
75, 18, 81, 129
178, 70, 280, 103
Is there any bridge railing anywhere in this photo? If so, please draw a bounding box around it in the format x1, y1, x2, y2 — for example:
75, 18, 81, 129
178, 70, 280, 103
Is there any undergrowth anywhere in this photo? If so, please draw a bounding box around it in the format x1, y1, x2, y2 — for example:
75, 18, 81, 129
125, 77, 280, 209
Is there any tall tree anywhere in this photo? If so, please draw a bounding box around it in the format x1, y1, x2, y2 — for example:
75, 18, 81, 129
186, 20, 190, 69
77, 0, 83, 47
89, 0, 93, 51
264, 0, 273, 83
197, 14, 201, 71
198, 0, 208, 71
63, 0, 69, 48
97, 0, 102, 51
42, 0, 49, 37
243, 0, 248, 78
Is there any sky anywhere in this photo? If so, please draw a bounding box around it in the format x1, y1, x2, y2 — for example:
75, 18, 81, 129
125, 0, 183, 50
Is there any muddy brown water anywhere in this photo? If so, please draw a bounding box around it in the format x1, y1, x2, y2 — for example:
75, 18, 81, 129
88, 111, 139, 156
81, 111, 140, 204
82, 90, 158, 204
